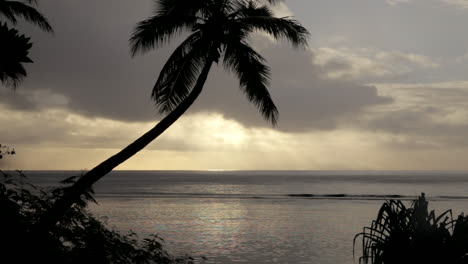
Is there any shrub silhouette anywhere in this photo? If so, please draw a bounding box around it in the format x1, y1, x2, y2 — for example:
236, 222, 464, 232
0, 171, 199, 264
0, 23, 33, 87
354, 193, 468, 264
0, 0, 52, 88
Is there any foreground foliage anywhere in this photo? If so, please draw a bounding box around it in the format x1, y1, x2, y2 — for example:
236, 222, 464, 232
354, 193, 468, 264
0, 171, 198, 264
0, 23, 33, 87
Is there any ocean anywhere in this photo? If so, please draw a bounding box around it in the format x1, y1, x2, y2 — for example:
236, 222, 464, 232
26, 170, 468, 264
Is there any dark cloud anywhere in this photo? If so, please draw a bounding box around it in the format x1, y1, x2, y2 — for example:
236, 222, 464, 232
192, 41, 392, 131
8, 0, 161, 121
362, 86, 468, 148
2, 0, 392, 132
0, 90, 40, 111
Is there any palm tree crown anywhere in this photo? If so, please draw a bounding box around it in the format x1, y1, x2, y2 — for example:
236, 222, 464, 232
0, 0, 52, 32
130, 0, 309, 124
0, 23, 32, 87
0, 0, 52, 87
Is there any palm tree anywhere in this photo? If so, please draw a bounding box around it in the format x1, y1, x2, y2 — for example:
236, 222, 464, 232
0, 0, 52, 87
0, 23, 33, 87
38, 0, 309, 231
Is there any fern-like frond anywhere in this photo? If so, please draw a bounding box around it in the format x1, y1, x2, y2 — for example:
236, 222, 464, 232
223, 39, 278, 125
232, 0, 273, 18
0, 23, 33, 88
152, 32, 208, 112
238, 14, 309, 48
130, 15, 197, 56
0, 0, 52, 32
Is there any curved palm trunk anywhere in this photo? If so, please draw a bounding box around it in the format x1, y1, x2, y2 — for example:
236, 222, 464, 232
37, 59, 214, 232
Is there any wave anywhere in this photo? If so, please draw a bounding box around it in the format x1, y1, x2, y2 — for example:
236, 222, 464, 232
95, 192, 468, 201
287, 194, 407, 199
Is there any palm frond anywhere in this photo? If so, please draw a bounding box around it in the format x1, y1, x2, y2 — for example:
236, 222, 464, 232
0, 0, 52, 32
130, 0, 217, 56
232, 0, 273, 18
152, 32, 208, 112
238, 14, 309, 48
266, 0, 283, 4
22, 0, 38, 5
223, 39, 278, 125
155, 0, 208, 16
130, 14, 198, 56
0, 23, 33, 88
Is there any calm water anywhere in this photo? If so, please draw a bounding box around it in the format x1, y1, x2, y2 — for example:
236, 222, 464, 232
27, 170, 468, 264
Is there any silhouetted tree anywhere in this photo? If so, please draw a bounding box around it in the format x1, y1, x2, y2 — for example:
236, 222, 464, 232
39, 0, 309, 231
0, 0, 52, 87
0, 23, 33, 87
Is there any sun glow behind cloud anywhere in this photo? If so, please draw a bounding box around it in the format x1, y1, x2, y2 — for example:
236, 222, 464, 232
2, 103, 468, 171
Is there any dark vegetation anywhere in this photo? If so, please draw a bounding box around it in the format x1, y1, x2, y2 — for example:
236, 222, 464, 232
0, 170, 200, 263
0, 0, 52, 88
355, 193, 468, 264
0, 23, 33, 87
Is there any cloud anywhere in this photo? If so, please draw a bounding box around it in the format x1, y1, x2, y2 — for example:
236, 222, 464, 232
386, 0, 411, 5
270, 1, 294, 17
185, 38, 393, 132
313, 47, 439, 81
0, 104, 282, 153
4, 0, 468, 171
441, 0, 468, 9
358, 81, 468, 148
4, 0, 392, 133
0, 89, 68, 112
3, 105, 467, 170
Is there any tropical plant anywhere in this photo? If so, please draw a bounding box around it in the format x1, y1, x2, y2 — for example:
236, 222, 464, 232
38, 0, 309, 231
0, 23, 33, 87
354, 193, 468, 264
0, 0, 52, 31
0, 0, 52, 87
0, 171, 199, 263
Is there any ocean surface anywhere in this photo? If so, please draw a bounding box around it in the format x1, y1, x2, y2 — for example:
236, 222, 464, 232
26, 170, 468, 264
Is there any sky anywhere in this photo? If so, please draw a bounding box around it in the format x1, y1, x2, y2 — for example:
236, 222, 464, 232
2, 0, 468, 170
